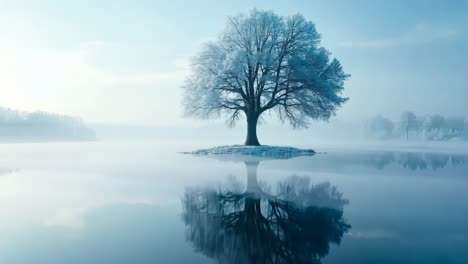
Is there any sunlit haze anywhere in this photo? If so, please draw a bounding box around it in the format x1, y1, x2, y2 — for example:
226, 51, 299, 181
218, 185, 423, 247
1, 0, 467, 127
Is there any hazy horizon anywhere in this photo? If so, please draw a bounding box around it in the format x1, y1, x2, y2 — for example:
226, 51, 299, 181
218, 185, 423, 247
1, 0, 467, 128
2, 3, 468, 263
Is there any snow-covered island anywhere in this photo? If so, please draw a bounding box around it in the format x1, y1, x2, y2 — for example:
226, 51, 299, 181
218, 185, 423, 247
184, 145, 315, 160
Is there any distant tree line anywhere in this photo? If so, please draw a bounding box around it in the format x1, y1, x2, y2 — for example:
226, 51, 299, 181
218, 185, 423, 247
0, 107, 96, 141
366, 111, 468, 140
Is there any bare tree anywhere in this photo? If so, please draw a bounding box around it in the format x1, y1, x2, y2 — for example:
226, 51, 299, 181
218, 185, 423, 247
183, 9, 349, 145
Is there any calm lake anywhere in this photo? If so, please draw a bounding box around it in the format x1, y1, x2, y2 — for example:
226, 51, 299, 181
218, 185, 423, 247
1, 141, 467, 263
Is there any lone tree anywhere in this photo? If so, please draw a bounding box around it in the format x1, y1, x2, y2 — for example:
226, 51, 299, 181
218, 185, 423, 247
183, 9, 349, 145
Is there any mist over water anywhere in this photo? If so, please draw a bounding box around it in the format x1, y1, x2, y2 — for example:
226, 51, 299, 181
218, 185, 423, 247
1, 141, 467, 263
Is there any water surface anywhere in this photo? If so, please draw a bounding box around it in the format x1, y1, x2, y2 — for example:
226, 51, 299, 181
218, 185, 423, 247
0, 141, 467, 263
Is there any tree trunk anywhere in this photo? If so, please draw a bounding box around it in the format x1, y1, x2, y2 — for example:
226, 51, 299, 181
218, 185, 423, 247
245, 161, 260, 193
406, 125, 409, 140
245, 113, 260, 146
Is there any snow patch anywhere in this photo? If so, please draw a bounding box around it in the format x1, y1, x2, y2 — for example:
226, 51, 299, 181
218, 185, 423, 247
183, 145, 315, 161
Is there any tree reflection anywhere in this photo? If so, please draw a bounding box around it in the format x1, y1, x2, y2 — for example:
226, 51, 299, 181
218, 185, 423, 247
366, 152, 466, 171
182, 161, 350, 264
398, 152, 428, 170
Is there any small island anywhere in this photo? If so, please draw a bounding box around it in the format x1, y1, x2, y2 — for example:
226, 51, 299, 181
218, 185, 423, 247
185, 145, 315, 160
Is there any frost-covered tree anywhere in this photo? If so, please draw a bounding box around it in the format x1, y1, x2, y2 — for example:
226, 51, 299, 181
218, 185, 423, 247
183, 9, 349, 145
444, 116, 465, 137
368, 115, 394, 139
423, 114, 445, 140
399, 111, 419, 140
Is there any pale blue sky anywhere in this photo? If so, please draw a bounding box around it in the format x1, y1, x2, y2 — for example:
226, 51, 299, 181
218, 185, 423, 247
1, 0, 467, 125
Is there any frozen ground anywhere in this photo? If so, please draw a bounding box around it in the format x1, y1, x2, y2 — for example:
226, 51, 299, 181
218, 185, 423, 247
183, 145, 316, 160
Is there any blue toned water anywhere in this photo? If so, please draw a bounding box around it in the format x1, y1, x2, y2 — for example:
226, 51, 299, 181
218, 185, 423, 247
0, 141, 467, 263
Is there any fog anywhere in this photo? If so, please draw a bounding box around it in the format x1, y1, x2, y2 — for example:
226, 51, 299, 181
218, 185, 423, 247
0, 107, 95, 142
1, 2, 468, 263
1, 142, 468, 263
1, 1, 467, 130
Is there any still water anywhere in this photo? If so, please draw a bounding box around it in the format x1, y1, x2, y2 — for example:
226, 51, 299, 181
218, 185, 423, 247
0, 141, 467, 263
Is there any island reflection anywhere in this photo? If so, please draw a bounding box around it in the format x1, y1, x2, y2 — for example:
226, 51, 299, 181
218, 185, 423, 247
182, 160, 351, 264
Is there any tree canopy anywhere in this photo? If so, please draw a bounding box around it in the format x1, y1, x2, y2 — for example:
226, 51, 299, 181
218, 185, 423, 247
183, 9, 349, 145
